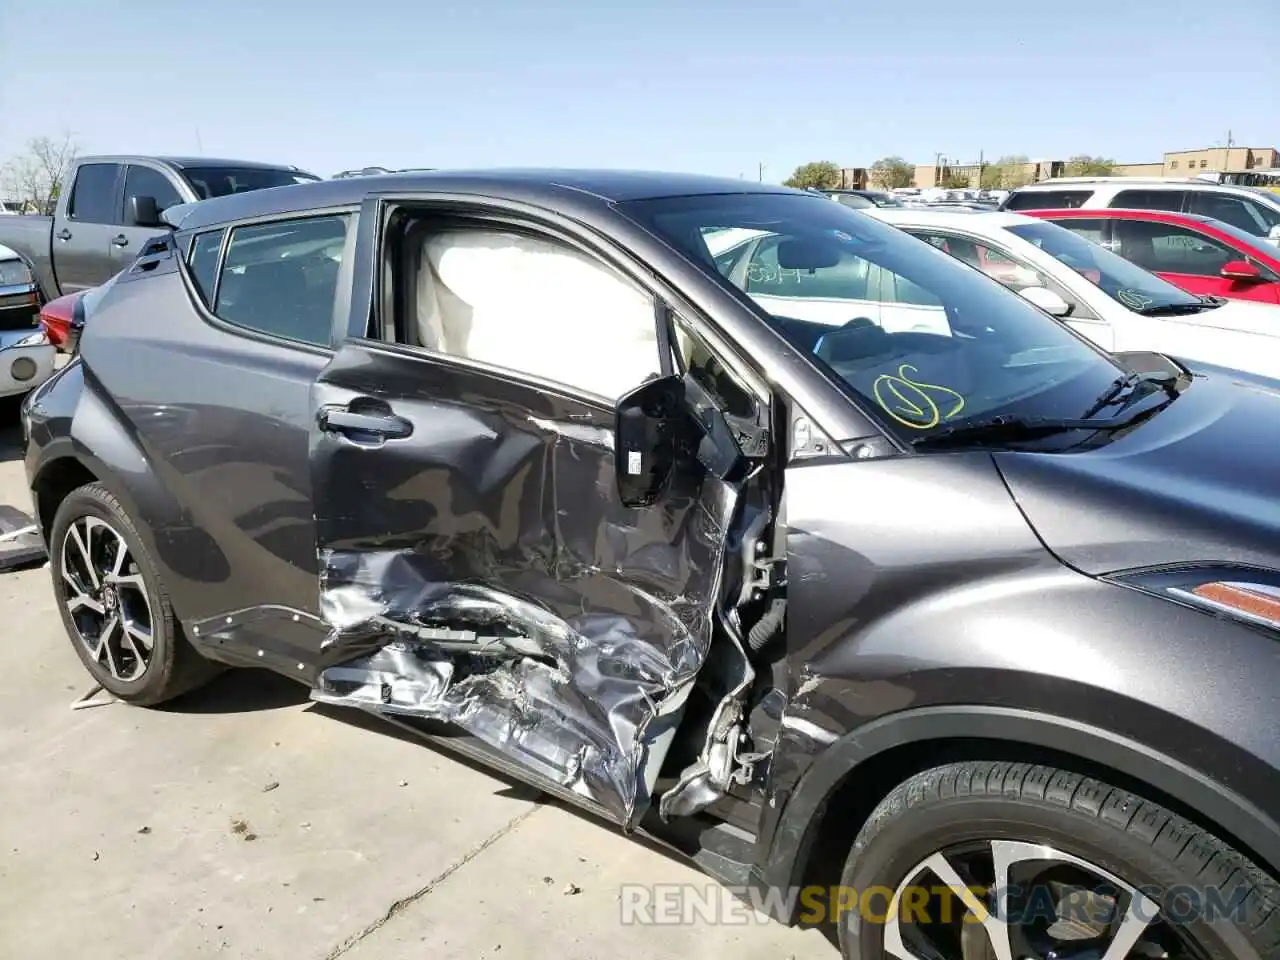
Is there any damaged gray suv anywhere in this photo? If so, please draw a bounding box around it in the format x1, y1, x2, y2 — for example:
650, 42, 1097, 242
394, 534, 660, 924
23, 171, 1280, 960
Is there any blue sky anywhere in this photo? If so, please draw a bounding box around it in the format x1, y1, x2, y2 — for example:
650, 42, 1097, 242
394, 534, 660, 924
1, 0, 1276, 180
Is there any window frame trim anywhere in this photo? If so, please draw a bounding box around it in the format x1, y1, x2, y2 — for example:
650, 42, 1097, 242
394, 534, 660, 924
177, 205, 361, 355
904, 226, 1103, 322
361, 196, 772, 413
66, 161, 125, 225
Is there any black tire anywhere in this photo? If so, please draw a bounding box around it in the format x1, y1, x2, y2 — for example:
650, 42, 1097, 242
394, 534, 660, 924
839, 761, 1280, 960
49, 481, 219, 705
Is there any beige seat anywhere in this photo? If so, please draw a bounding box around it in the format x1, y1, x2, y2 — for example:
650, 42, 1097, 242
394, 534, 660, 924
419, 230, 658, 399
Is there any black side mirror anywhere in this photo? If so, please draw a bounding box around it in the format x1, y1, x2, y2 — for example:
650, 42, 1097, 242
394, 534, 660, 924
614, 375, 686, 508
129, 195, 163, 227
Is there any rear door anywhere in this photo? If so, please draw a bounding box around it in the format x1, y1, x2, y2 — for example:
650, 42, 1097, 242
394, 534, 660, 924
110, 164, 187, 274
53, 162, 123, 292
306, 202, 752, 826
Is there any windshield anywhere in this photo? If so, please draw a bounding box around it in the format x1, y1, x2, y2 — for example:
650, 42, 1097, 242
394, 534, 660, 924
180, 166, 320, 200
1192, 217, 1280, 257
831, 193, 875, 209
1004, 221, 1205, 312
618, 192, 1128, 442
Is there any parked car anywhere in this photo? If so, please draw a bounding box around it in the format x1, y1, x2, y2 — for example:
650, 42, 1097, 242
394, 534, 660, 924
0, 155, 320, 302
1000, 177, 1280, 246
0, 244, 55, 399
1025, 207, 1280, 305
866, 207, 1280, 377
24, 171, 1280, 960
819, 188, 905, 209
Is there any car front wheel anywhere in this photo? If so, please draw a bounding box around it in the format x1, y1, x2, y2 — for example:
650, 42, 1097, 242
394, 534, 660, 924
49, 481, 218, 705
839, 761, 1280, 960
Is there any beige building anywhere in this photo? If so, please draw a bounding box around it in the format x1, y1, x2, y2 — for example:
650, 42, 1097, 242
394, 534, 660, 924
841, 145, 1279, 191
1112, 162, 1165, 177
1162, 145, 1278, 175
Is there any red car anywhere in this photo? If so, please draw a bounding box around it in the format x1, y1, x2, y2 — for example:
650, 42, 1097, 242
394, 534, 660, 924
1025, 207, 1280, 304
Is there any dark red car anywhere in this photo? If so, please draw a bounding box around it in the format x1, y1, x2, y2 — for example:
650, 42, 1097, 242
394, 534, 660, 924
1026, 207, 1280, 304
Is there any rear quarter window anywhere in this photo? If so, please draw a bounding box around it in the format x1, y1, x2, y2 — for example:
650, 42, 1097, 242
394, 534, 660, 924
1004, 190, 1093, 211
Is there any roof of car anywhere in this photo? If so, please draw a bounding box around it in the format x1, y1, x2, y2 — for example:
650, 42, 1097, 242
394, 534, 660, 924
171, 168, 801, 232
80, 155, 309, 171
866, 208, 1038, 230
1029, 208, 1218, 223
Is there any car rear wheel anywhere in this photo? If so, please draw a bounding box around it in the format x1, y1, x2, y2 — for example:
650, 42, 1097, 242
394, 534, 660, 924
50, 482, 218, 705
839, 761, 1280, 960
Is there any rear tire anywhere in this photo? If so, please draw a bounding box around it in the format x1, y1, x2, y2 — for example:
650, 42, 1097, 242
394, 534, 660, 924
49, 482, 218, 705
839, 761, 1280, 960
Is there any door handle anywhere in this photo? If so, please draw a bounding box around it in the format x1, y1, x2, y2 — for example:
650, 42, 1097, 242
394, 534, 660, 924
319, 405, 413, 440
111, 234, 129, 248
56, 229, 72, 241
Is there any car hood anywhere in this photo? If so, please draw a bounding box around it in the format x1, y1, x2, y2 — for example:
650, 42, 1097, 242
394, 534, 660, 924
992, 363, 1280, 576
1184, 297, 1280, 337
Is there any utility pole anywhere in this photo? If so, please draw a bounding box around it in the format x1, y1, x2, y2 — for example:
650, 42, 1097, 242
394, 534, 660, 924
758, 162, 764, 183
978, 149, 984, 189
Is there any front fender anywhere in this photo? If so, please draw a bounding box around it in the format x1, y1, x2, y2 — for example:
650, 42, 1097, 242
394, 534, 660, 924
754, 703, 1280, 912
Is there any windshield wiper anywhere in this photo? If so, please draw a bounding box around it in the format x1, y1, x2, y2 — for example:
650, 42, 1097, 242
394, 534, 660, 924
912, 412, 1138, 449
1080, 370, 1179, 420
914, 372, 1180, 450
1133, 301, 1217, 316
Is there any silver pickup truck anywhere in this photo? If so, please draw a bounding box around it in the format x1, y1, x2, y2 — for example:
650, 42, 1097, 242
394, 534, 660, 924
0, 155, 319, 301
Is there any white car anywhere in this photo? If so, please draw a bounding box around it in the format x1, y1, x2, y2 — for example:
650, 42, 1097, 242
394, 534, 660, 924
862, 208, 1280, 379
1002, 177, 1280, 246
0, 244, 55, 399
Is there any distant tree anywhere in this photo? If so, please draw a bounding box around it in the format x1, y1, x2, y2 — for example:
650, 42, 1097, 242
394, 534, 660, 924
939, 171, 971, 189
783, 161, 841, 190
0, 132, 79, 214
869, 156, 914, 189
1065, 155, 1115, 177
981, 154, 1033, 189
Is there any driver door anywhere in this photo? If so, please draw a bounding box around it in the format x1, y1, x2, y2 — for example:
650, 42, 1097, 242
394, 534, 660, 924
305, 214, 744, 827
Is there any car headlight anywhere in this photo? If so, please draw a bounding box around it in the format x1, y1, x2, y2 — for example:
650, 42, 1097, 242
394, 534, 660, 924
1112, 567, 1280, 632
12, 330, 48, 348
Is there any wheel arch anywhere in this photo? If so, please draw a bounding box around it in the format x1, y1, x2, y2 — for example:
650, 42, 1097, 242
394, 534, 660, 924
31, 454, 100, 541
754, 706, 1280, 925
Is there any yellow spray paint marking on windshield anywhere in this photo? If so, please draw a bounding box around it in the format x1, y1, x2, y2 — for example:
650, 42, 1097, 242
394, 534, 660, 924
872, 364, 966, 429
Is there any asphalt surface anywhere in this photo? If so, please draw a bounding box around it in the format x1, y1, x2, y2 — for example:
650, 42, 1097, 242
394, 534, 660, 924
0, 408, 836, 959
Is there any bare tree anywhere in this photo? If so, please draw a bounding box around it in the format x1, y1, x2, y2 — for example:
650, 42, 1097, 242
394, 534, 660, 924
1, 133, 80, 214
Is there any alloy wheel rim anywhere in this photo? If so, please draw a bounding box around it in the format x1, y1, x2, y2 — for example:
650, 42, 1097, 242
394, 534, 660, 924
60, 516, 154, 682
882, 839, 1211, 960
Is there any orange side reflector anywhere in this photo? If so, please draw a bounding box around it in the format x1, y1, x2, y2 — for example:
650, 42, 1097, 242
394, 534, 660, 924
1192, 582, 1280, 624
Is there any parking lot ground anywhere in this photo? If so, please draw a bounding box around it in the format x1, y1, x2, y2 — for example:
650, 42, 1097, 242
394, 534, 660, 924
0, 419, 835, 960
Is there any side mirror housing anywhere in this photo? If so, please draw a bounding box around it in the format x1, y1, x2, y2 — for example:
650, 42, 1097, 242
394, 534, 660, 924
614, 375, 686, 508
1221, 259, 1263, 282
128, 195, 164, 228
1017, 285, 1072, 317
